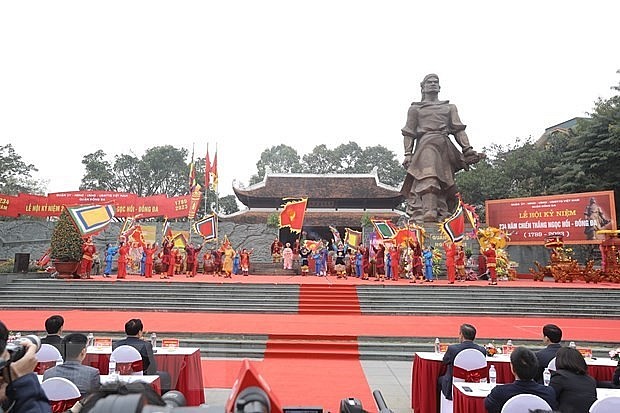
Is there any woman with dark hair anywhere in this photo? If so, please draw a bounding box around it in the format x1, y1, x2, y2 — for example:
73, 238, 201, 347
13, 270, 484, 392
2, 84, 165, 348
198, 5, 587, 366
549, 346, 597, 413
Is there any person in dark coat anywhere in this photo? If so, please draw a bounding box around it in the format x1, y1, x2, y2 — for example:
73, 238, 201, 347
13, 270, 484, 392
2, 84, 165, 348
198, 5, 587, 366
439, 323, 486, 400
40, 314, 64, 354
550, 347, 597, 413
535, 323, 562, 382
485, 347, 557, 413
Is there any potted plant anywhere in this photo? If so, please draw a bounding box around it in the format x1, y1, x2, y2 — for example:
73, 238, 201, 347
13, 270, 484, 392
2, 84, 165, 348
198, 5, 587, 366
50, 208, 83, 278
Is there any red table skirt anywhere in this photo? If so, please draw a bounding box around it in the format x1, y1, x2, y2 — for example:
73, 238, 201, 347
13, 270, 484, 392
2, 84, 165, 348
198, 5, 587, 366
84, 350, 205, 406
452, 386, 485, 413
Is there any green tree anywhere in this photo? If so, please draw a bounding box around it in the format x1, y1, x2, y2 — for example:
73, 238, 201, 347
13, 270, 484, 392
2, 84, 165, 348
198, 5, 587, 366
218, 194, 240, 215
357, 145, 404, 187
80, 150, 116, 191
0, 144, 42, 195
301, 144, 340, 174
50, 208, 83, 262
249, 144, 302, 184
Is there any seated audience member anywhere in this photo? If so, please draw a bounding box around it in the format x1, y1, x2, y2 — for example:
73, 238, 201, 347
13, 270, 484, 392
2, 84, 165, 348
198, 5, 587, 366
485, 346, 558, 413
0, 320, 51, 413
535, 323, 562, 382
549, 346, 597, 413
113, 319, 157, 375
79, 381, 166, 413
40, 314, 64, 353
113, 319, 171, 393
439, 323, 486, 400
43, 333, 100, 397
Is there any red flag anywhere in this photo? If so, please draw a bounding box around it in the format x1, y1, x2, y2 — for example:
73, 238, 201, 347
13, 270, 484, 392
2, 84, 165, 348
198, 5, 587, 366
440, 202, 465, 243
279, 198, 308, 233
194, 214, 217, 240
211, 150, 218, 190
205, 146, 211, 189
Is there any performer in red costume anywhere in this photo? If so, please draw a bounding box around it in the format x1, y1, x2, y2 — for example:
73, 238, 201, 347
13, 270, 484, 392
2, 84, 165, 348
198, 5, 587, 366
80, 237, 96, 279
389, 245, 400, 281
117, 241, 130, 279
455, 245, 466, 281
143, 243, 158, 278
443, 241, 457, 284
484, 243, 498, 285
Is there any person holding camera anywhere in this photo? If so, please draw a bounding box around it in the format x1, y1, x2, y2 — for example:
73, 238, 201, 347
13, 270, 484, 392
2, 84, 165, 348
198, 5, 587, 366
0, 320, 51, 413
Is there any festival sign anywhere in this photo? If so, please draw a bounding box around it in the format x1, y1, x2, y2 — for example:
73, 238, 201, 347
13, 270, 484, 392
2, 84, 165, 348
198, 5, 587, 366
486, 191, 616, 245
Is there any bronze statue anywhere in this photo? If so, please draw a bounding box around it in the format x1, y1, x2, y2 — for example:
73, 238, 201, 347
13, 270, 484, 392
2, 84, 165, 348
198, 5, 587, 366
401, 74, 484, 222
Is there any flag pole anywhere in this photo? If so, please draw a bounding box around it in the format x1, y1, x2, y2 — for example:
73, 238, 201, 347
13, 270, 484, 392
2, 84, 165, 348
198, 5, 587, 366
189, 142, 195, 244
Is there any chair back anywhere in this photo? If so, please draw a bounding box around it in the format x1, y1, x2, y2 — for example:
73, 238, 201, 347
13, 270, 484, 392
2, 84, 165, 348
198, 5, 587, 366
453, 349, 487, 383
35, 344, 63, 374
547, 357, 556, 372
500, 394, 552, 413
589, 396, 620, 413
111, 345, 144, 375
41, 377, 81, 413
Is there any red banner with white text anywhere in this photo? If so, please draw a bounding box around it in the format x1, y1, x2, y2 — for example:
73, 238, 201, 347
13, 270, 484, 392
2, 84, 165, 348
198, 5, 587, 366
486, 191, 616, 245
0, 191, 192, 219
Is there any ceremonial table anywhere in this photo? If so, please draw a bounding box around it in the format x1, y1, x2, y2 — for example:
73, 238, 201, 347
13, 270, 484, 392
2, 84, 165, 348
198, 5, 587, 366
84, 346, 205, 406
452, 382, 620, 413
411, 351, 616, 413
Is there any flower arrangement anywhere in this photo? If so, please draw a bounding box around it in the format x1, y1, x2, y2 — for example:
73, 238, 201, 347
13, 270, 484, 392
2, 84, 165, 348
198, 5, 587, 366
609, 347, 620, 361
485, 342, 503, 357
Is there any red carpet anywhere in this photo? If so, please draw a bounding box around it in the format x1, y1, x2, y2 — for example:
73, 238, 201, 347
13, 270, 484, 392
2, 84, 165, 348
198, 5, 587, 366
4, 309, 619, 343
299, 285, 360, 315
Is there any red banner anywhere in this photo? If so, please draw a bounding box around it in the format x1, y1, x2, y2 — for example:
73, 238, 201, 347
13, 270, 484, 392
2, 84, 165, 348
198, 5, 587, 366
486, 191, 617, 245
0, 191, 192, 220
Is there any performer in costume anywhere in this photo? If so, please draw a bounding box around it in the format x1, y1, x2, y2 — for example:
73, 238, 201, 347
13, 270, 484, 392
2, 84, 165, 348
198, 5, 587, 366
361, 244, 370, 280
103, 243, 118, 277
185, 241, 204, 277
389, 245, 400, 281
232, 252, 240, 275
355, 246, 363, 278
335, 243, 347, 279
484, 243, 498, 285
299, 245, 310, 276
116, 241, 130, 279
202, 250, 214, 275
213, 249, 222, 276
443, 241, 457, 284
282, 243, 293, 270
455, 245, 466, 281
385, 247, 392, 280
143, 243, 158, 278
422, 246, 435, 282
239, 248, 254, 276
270, 237, 283, 263
374, 243, 386, 281
160, 239, 171, 277
222, 243, 236, 278
80, 237, 96, 279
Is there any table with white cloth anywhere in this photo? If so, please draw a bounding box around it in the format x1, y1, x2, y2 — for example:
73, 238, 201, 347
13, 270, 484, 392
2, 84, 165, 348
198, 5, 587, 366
411, 351, 617, 413
452, 382, 620, 413
84, 346, 205, 406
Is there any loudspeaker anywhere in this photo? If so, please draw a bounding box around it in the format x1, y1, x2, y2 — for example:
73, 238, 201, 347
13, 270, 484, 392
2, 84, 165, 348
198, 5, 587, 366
13, 253, 30, 273
339, 398, 364, 413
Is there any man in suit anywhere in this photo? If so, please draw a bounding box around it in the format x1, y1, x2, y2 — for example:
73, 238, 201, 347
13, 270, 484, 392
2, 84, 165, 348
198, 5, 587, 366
485, 347, 557, 413
113, 319, 170, 393
43, 333, 100, 397
439, 323, 486, 400
535, 324, 562, 382
112, 319, 157, 375
40, 315, 64, 354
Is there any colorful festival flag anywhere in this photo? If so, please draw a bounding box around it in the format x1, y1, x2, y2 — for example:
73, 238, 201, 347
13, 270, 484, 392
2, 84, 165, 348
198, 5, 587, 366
393, 227, 418, 246
187, 183, 202, 220
194, 214, 217, 240
211, 149, 218, 190
162, 218, 173, 242
440, 203, 465, 243
371, 219, 396, 239
329, 225, 342, 245
205, 145, 211, 189
344, 228, 362, 248
279, 198, 308, 233
65, 204, 115, 236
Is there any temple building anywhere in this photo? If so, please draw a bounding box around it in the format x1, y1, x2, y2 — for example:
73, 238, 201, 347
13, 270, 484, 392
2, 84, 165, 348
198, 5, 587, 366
223, 168, 406, 245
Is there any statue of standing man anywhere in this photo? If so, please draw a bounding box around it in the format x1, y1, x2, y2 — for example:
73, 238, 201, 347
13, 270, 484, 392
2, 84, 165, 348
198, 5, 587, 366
401, 74, 484, 223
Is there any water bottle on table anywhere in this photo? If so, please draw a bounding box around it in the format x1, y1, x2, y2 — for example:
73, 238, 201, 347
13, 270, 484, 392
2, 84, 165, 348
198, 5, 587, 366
543, 367, 551, 386
434, 337, 441, 353
489, 364, 497, 387
151, 332, 157, 349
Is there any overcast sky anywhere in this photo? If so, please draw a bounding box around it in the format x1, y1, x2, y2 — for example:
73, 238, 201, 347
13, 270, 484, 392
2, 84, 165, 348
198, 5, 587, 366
1, 1, 618, 198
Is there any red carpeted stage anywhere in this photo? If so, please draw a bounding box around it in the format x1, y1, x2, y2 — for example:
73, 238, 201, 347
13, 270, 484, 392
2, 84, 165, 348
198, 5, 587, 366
5, 272, 620, 412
